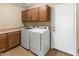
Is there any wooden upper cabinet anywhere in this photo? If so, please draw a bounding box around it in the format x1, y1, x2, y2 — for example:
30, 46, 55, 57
0, 33, 8, 52
39, 5, 50, 21
31, 8, 39, 21
22, 10, 32, 22
22, 5, 50, 22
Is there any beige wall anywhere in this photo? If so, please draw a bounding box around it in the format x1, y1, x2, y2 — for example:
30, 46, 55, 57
0, 3, 25, 30
24, 22, 51, 28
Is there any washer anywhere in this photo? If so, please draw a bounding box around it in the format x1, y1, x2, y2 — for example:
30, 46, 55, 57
21, 28, 32, 49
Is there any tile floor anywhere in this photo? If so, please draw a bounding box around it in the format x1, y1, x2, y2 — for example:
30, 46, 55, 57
0, 46, 72, 56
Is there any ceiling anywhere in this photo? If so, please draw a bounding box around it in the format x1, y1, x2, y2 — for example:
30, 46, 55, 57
15, 3, 63, 8
15, 3, 44, 8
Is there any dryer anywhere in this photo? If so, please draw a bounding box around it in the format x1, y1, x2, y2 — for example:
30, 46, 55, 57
30, 28, 50, 56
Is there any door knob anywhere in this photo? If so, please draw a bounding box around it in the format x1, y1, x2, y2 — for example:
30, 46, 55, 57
53, 26, 55, 31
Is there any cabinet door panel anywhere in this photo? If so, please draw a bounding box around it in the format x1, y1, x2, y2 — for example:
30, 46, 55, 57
0, 34, 8, 52
8, 31, 20, 48
26, 10, 32, 21
31, 8, 39, 21
22, 10, 31, 22
39, 5, 50, 21
22, 11, 27, 22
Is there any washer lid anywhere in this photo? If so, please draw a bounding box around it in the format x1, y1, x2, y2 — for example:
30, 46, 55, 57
30, 28, 48, 33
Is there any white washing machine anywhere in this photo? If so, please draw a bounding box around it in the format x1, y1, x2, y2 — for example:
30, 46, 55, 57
30, 28, 50, 56
21, 28, 32, 49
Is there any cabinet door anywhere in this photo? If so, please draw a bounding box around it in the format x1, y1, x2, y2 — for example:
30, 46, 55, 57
39, 5, 50, 21
0, 33, 8, 52
22, 11, 27, 22
8, 31, 20, 48
26, 10, 32, 21
31, 8, 39, 21
22, 10, 32, 22
22, 11, 25, 22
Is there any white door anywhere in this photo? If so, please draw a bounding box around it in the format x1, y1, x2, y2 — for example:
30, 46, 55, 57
51, 4, 76, 55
